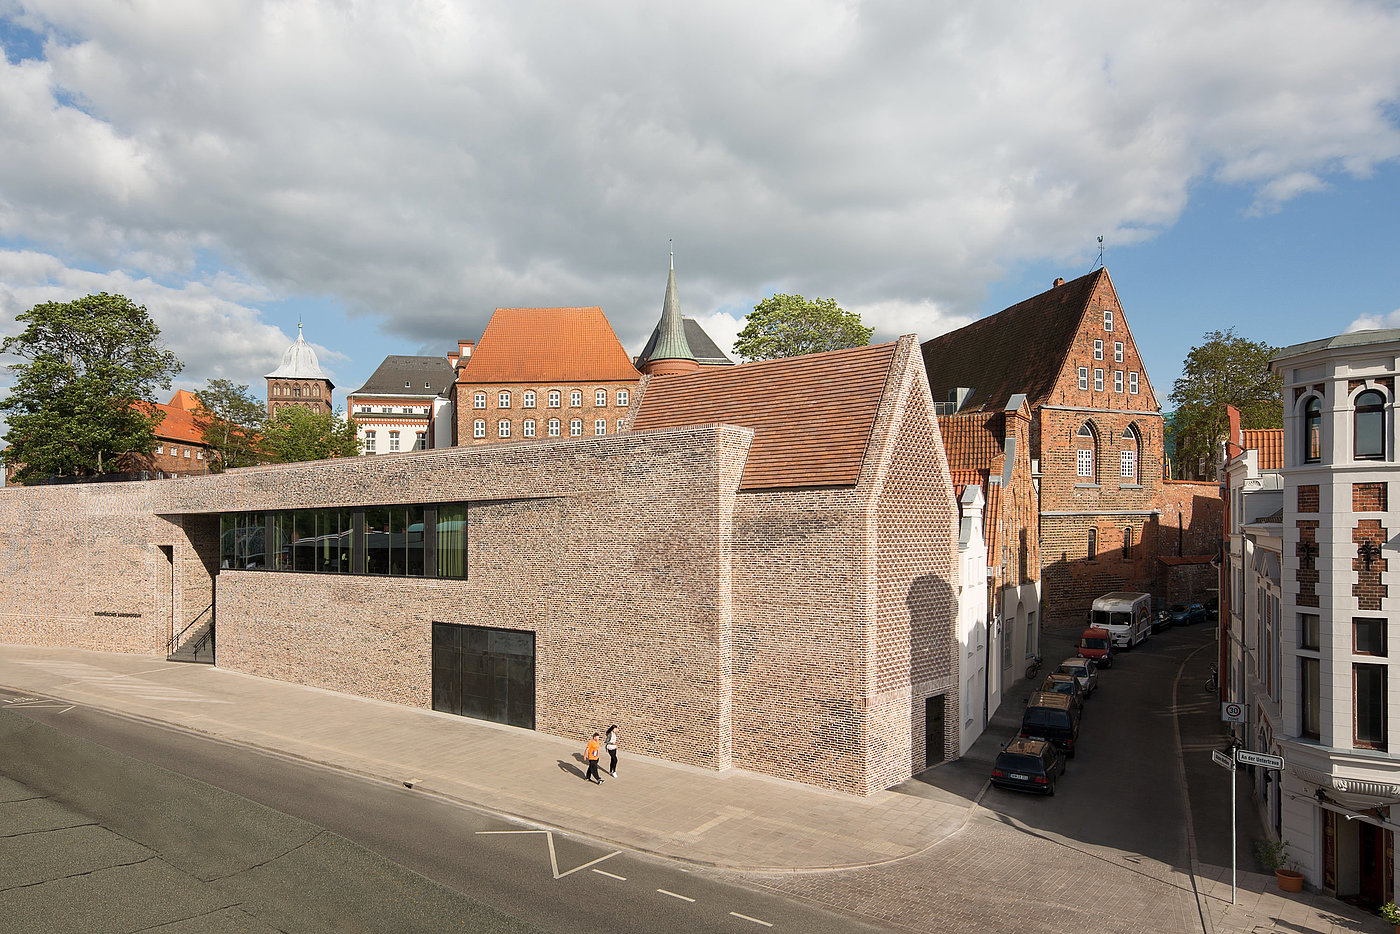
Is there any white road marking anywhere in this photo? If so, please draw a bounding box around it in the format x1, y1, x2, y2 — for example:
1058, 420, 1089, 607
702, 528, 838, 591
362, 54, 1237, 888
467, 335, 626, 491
14, 660, 230, 704
657, 889, 695, 903
733, 912, 778, 929
591, 869, 627, 881
475, 830, 621, 879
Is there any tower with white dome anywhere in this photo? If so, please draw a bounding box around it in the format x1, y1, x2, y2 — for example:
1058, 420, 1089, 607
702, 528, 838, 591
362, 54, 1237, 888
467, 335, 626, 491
266, 323, 334, 417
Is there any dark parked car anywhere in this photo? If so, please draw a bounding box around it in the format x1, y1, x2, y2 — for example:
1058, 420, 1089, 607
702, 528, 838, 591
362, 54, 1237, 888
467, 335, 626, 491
1020, 693, 1081, 758
1039, 674, 1085, 714
1169, 603, 1207, 626
991, 737, 1065, 796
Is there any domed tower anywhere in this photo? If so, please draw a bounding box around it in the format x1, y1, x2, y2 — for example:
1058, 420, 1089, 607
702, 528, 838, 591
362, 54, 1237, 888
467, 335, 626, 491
266, 323, 334, 417
638, 253, 700, 376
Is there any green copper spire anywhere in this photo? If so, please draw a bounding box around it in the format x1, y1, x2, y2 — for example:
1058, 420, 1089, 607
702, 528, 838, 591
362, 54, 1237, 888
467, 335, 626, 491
650, 248, 696, 365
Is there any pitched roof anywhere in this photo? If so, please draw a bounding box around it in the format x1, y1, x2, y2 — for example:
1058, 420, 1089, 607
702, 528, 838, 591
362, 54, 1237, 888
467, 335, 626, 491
459, 307, 640, 382
135, 400, 204, 446
629, 341, 899, 490
638, 318, 735, 368
937, 411, 1004, 473
921, 268, 1109, 412
1243, 428, 1284, 471
351, 355, 456, 396
168, 389, 201, 412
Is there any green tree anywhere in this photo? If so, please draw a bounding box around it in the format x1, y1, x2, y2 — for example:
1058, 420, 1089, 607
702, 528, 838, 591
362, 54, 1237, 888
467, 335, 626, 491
1169, 328, 1282, 480
194, 379, 268, 471
261, 407, 359, 464
0, 293, 182, 483
733, 293, 872, 361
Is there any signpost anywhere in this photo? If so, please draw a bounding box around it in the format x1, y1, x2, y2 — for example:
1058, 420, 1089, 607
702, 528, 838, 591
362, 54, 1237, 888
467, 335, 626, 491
1212, 748, 1237, 902
1236, 749, 1284, 770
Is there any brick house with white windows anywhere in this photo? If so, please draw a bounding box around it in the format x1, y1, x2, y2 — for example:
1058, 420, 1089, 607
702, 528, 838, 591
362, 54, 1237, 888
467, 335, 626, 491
266, 324, 334, 417
922, 269, 1221, 629
348, 355, 456, 455
451, 307, 641, 446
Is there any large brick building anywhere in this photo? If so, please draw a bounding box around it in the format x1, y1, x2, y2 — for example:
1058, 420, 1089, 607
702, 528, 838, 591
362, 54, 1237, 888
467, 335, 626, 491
922, 269, 1221, 628
0, 335, 960, 796
266, 324, 334, 418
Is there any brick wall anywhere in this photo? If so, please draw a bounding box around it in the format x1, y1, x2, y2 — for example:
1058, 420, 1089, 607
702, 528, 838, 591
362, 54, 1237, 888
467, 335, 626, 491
454, 380, 639, 446
1354, 482, 1388, 512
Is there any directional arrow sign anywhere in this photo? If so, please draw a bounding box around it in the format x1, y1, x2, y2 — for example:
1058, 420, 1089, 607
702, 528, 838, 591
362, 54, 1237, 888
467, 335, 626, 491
1236, 749, 1284, 770
1212, 749, 1235, 770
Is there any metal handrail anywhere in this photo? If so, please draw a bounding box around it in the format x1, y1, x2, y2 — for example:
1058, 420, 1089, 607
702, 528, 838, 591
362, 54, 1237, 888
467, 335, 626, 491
167, 601, 214, 654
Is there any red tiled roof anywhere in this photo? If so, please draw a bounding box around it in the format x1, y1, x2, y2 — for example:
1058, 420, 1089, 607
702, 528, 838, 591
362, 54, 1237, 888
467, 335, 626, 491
168, 389, 201, 412
938, 411, 1004, 473
1243, 428, 1283, 470
630, 341, 899, 490
135, 400, 205, 446
921, 269, 1109, 411
459, 307, 640, 382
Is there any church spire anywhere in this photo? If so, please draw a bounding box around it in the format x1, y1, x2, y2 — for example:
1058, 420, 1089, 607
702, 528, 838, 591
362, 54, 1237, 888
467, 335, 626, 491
642, 245, 699, 376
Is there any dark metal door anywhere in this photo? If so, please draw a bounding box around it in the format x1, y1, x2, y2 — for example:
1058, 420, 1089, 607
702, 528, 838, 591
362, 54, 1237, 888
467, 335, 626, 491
432, 622, 535, 730
925, 695, 945, 768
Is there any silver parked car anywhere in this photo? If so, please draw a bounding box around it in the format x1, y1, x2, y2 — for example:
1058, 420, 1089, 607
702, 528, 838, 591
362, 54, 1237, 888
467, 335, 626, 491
1058, 657, 1099, 698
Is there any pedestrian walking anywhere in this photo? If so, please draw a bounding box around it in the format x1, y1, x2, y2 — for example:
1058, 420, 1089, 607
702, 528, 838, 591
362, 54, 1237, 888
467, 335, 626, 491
584, 732, 604, 784
605, 724, 618, 777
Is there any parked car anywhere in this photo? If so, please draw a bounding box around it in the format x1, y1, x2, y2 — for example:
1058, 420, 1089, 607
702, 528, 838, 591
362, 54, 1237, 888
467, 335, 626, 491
1152, 609, 1172, 633
1058, 657, 1099, 698
1077, 627, 1113, 667
1168, 602, 1207, 626
991, 737, 1065, 796
1020, 692, 1081, 758
1038, 675, 1085, 715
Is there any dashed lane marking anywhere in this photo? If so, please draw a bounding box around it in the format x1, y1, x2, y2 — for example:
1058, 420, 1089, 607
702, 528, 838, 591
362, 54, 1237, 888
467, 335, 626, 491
475, 830, 621, 879
729, 912, 773, 927
657, 889, 695, 903
592, 869, 627, 881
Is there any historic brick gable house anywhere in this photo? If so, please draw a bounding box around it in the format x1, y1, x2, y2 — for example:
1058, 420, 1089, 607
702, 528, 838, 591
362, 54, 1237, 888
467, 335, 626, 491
348, 355, 456, 455
0, 335, 959, 797
938, 394, 1040, 726
922, 268, 1220, 628
451, 307, 641, 446
128, 390, 215, 477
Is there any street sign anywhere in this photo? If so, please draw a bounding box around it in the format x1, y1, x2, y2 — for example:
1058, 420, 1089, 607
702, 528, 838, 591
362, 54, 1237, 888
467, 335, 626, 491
1236, 749, 1284, 770
1212, 749, 1235, 770
1221, 702, 1245, 723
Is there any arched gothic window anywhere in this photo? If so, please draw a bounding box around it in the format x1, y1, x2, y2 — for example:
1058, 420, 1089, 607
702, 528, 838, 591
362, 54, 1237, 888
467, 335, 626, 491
1120, 425, 1140, 482
1303, 397, 1322, 463
1076, 423, 1097, 480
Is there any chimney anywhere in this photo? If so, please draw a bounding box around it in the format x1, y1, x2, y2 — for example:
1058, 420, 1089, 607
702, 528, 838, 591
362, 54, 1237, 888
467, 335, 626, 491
1225, 404, 1244, 459
1053, 277, 1065, 288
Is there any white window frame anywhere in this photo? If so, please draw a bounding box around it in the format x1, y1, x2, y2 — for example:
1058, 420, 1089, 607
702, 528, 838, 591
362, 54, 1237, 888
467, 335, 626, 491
362, 432, 375, 454
570, 418, 582, 437
548, 390, 561, 408
594, 418, 606, 436
616, 389, 629, 406
415, 431, 426, 450
1093, 368, 1104, 392
498, 420, 511, 438
474, 392, 486, 409
1078, 448, 1093, 478
570, 390, 582, 407
498, 390, 511, 408
1078, 367, 1089, 390
548, 419, 561, 438
1120, 448, 1136, 479
156, 445, 164, 454
595, 388, 608, 407
616, 418, 625, 431
473, 419, 486, 439
523, 419, 536, 438
523, 390, 536, 408
1129, 372, 1139, 394
389, 431, 400, 452
1114, 341, 1124, 363
1114, 370, 1123, 393
1104, 309, 1114, 331
1093, 339, 1103, 360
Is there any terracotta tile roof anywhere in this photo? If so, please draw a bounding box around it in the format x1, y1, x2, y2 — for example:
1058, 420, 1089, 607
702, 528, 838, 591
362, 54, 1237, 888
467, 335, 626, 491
168, 389, 201, 412
1243, 428, 1283, 470
938, 411, 1004, 473
921, 269, 1108, 411
135, 400, 205, 446
629, 341, 899, 490
459, 307, 640, 383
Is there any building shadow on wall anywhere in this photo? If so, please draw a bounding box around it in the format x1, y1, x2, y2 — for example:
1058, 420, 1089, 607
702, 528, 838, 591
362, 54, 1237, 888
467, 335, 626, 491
903, 571, 959, 786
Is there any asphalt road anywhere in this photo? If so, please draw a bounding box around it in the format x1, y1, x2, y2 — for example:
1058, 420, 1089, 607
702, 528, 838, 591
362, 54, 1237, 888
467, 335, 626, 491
0, 695, 885, 934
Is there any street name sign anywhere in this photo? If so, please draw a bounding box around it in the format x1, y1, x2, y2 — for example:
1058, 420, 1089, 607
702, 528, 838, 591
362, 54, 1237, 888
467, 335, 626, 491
1236, 749, 1284, 770
1212, 748, 1234, 770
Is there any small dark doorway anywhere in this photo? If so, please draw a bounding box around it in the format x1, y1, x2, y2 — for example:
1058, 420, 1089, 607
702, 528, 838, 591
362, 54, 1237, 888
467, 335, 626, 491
925, 695, 945, 768
432, 622, 536, 730
1359, 821, 1391, 908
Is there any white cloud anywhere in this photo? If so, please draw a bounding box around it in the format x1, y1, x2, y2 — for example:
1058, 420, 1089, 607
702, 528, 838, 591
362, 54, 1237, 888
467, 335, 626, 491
1346, 310, 1400, 333
0, 0, 1396, 371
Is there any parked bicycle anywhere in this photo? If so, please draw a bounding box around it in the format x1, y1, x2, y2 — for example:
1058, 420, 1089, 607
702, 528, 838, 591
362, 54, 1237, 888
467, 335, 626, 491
1204, 663, 1219, 694
1025, 655, 1044, 679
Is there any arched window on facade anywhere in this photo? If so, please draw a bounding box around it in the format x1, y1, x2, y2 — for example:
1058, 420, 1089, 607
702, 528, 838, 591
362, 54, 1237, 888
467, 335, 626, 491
1076, 423, 1097, 481
1303, 396, 1322, 463
1120, 425, 1140, 482
1355, 389, 1386, 460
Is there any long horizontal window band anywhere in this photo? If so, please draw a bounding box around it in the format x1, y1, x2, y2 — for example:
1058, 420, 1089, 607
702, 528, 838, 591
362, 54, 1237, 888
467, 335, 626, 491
219, 503, 468, 580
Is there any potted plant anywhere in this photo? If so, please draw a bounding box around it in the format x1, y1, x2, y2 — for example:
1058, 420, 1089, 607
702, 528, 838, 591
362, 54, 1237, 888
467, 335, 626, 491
1254, 838, 1304, 892
1380, 901, 1400, 932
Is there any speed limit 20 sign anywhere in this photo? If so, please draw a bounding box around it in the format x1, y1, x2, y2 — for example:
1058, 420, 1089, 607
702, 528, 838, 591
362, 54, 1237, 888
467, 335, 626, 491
1221, 702, 1245, 723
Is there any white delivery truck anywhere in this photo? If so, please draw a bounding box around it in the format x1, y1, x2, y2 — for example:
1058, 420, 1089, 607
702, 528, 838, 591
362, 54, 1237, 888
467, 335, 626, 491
1088, 591, 1153, 650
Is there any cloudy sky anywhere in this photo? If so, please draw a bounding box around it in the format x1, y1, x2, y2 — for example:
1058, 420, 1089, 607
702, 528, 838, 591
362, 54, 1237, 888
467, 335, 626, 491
1, 0, 1398, 414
